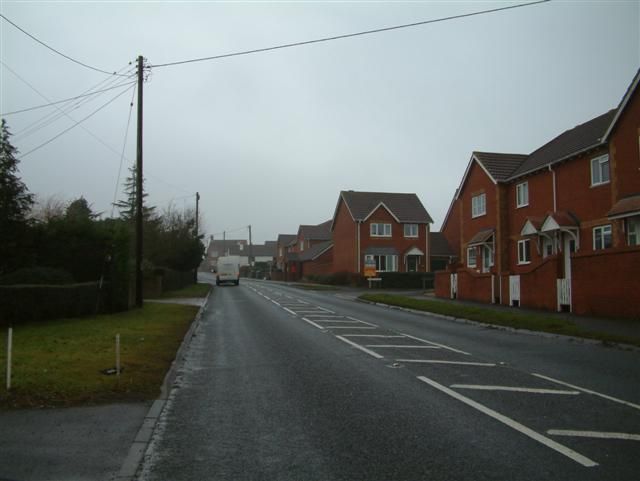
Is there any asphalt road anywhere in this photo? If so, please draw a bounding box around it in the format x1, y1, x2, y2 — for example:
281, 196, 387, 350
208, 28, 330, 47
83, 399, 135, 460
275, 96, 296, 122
137, 278, 640, 481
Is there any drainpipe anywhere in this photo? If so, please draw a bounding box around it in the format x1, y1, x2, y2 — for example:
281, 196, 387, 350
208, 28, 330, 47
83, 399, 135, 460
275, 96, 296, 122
548, 164, 557, 212
356, 221, 361, 273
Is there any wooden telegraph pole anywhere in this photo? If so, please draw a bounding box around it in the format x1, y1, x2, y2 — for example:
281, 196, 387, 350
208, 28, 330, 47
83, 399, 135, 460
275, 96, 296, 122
135, 55, 144, 308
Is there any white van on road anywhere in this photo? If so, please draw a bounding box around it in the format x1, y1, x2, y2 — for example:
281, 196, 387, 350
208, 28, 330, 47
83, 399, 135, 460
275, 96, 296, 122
216, 255, 241, 286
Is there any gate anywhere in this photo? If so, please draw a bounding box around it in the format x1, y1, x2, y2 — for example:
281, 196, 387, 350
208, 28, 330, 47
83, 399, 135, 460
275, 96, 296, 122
509, 275, 521, 307
557, 278, 571, 312
450, 273, 457, 299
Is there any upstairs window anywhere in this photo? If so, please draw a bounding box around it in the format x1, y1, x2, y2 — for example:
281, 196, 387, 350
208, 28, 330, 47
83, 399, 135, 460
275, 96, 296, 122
404, 224, 419, 237
370, 223, 392, 237
516, 182, 529, 208
517, 239, 531, 264
593, 225, 612, 250
591, 154, 610, 186
471, 193, 486, 218
627, 217, 639, 246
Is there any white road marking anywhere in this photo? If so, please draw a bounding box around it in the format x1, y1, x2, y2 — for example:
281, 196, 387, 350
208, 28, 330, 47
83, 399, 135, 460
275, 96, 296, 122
450, 385, 580, 395
301, 317, 326, 330
315, 306, 335, 313
283, 307, 297, 316
271, 300, 281, 307
304, 315, 345, 318
417, 376, 598, 468
342, 334, 406, 338
402, 334, 470, 356
322, 326, 377, 329
365, 345, 440, 349
547, 430, 640, 441
336, 336, 384, 359
532, 373, 640, 411
294, 299, 310, 305
293, 310, 331, 314
313, 319, 362, 323
399, 360, 496, 367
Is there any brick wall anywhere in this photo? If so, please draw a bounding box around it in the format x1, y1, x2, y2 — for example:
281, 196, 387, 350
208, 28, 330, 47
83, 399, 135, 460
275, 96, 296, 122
302, 248, 334, 277
572, 248, 640, 319
518, 256, 559, 311
332, 200, 357, 273
457, 269, 492, 303
434, 271, 451, 298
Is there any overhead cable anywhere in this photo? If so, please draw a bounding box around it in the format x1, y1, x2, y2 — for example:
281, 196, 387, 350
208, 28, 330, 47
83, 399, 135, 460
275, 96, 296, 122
0, 14, 130, 76
150, 0, 550, 69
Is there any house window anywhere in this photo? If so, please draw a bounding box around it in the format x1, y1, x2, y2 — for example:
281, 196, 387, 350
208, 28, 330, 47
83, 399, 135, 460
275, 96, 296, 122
516, 182, 528, 208
593, 225, 612, 250
591, 154, 610, 186
542, 236, 555, 257
517, 239, 531, 264
370, 223, 392, 237
467, 247, 477, 268
471, 193, 486, 218
279, 248, 283, 257
300, 241, 304, 252
365, 254, 398, 272
627, 217, 640, 246
404, 224, 418, 237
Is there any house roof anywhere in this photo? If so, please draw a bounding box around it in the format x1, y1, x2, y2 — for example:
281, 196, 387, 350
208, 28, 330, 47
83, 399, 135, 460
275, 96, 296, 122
299, 220, 332, 241
474, 152, 528, 182
299, 241, 333, 262
206, 239, 247, 257
510, 109, 616, 179
252, 242, 277, 257
430, 232, 455, 257
541, 211, 580, 232
277, 234, 296, 247
334, 191, 433, 228
608, 193, 640, 219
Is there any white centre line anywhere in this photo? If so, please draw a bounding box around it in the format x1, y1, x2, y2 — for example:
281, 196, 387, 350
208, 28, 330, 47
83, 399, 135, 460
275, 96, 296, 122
271, 300, 281, 307
532, 373, 640, 411
365, 345, 440, 349
304, 315, 345, 318
283, 307, 297, 316
322, 326, 376, 329
398, 359, 496, 367
450, 385, 580, 395
402, 334, 470, 356
313, 320, 362, 323
336, 336, 384, 359
417, 376, 598, 468
547, 430, 640, 441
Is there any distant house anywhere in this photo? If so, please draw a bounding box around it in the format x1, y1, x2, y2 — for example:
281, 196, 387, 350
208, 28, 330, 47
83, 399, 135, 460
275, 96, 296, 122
204, 238, 249, 271
284, 220, 332, 281
438, 69, 640, 319
330, 191, 434, 275
275, 234, 296, 271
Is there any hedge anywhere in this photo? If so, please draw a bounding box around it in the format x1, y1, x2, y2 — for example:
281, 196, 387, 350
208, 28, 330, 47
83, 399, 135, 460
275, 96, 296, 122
378, 272, 434, 289
0, 282, 108, 325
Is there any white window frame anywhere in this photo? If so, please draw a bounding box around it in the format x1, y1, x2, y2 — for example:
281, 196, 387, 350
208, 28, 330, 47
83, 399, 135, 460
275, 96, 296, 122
516, 182, 529, 208
467, 247, 477, 268
471, 193, 486, 218
403, 224, 419, 238
542, 236, 555, 258
517, 239, 531, 265
590, 154, 610, 186
482, 245, 494, 272
593, 224, 612, 250
627, 216, 640, 246
365, 254, 398, 272
370, 223, 392, 237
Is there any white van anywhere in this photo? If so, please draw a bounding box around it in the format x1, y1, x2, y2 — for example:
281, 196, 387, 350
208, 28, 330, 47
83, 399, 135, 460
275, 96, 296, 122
216, 255, 241, 286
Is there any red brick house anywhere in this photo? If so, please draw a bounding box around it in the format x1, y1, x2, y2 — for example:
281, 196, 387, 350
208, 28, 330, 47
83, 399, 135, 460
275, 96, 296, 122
283, 221, 332, 281
330, 191, 434, 275
438, 69, 640, 319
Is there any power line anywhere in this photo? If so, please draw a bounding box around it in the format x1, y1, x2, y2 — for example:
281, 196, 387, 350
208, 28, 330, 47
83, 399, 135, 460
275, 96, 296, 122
0, 14, 129, 76
18, 84, 136, 158
150, 0, 550, 69
1, 81, 137, 116
110, 85, 137, 218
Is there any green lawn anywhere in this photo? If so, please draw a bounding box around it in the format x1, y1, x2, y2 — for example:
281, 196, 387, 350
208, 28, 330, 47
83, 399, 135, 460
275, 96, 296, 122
359, 294, 640, 347
0, 302, 199, 409
160, 282, 212, 299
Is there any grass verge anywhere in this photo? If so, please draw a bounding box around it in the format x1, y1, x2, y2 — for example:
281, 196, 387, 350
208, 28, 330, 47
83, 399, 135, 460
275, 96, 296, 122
359, 294, 640, 347
293, 284, 339, 291
0, 302, 199, 410
160, 282, 212, 299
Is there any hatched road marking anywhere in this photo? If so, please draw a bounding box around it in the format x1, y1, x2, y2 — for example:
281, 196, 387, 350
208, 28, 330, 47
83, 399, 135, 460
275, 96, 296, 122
450, 385, 580, 395
546, 430, 640, 441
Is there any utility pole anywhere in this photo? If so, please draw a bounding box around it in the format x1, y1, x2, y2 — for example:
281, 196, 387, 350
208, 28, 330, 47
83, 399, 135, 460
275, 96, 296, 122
223, 231, 226, 256
194, 192, 200, 282
248, 225, 253, 269
135, 55, 144, 308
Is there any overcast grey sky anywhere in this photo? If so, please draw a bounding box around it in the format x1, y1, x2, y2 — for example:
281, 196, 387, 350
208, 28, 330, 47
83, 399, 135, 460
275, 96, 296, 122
1, 1, 638, 243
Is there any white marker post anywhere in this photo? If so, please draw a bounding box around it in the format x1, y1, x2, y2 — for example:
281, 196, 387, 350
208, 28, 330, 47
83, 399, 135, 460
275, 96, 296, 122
6, 327, 13, 390
116, 334, 121, 379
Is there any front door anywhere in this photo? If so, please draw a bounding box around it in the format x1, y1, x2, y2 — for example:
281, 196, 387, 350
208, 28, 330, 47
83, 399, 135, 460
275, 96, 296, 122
407, 255, 419, 272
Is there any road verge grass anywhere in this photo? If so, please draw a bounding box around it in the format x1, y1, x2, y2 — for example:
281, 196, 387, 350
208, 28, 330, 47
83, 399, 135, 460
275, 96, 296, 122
0, 302, 199, 409
159, 282, 212, 299
359, 294, 640, 347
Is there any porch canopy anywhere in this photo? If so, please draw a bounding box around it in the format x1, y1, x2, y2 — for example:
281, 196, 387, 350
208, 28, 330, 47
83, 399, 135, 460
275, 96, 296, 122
404, 246, 425, 256
608, 193, 640, 219
467, 228, 494, 247
540, 211, 580, 248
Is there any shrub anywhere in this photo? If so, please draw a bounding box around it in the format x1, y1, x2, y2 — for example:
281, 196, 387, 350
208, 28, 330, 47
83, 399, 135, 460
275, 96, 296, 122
0, 266, 74, 285
378, 272, 434, 289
